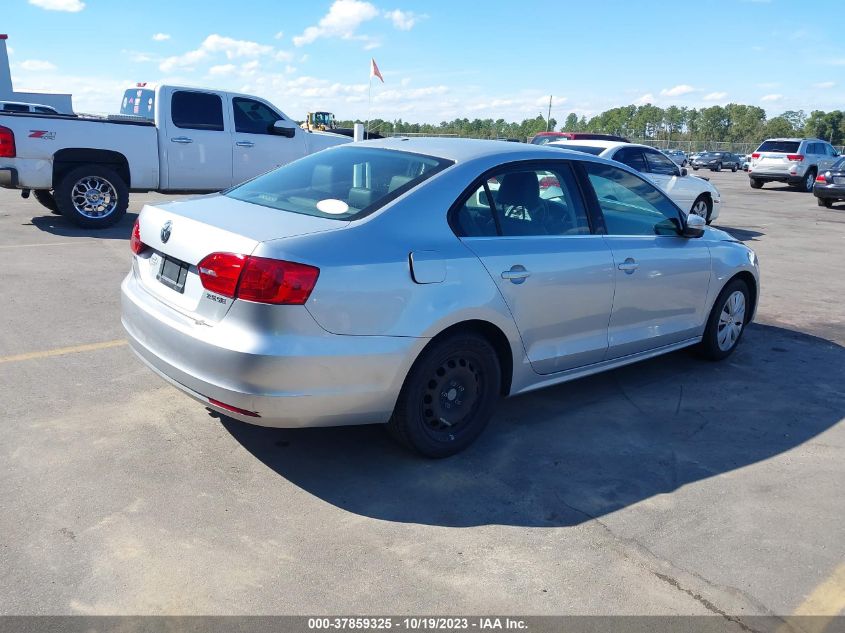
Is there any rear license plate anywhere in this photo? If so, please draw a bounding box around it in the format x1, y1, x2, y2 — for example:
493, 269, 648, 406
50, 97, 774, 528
834, 176, 845, 185
157, 255, 189, 293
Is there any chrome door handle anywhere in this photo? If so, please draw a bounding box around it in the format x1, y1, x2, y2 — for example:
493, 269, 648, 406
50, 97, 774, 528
235, 141, 255, 148
501, 265, 530, 284
170, 136, 193, 144
618, 258, 639, 274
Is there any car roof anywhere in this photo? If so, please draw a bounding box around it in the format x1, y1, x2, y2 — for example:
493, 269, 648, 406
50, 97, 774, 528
0, 100, 54, 108
352, 136, 596, 163
763, 137, 822, 142
546, 139, 662, 152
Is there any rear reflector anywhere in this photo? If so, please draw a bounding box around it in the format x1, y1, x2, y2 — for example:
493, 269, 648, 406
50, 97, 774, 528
198, 252, 319, 305
208, 397, 260, 418
130, 218, 147, 255
0, 125, 15, 158
786, 154, 804, 161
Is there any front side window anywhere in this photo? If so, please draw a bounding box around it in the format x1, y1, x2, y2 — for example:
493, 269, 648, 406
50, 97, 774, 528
644, 149, 679, 175
584, 163, 681, 237
454, 164, 591, 237
171, 91, 224, 131
226, 146, 452, 220
233, 97, 283, 135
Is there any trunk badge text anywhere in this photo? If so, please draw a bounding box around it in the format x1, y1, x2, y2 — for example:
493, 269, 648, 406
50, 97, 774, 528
160, 220, 172, 244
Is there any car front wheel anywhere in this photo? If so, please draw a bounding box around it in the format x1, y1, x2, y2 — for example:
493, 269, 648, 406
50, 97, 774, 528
697, 278, 750, 360
690, 195, 712, 224
388, 332, 501, 458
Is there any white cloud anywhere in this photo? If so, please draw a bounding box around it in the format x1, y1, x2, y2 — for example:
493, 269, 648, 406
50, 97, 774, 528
208, 64, 237, 77
160, 34, 274, 72
275, 50, 294, 62
299, 54, 310, 63
274, 31, 284, 40
293, 0, 380, 46
703, 91, 728, 101
384, 9, 424, 30
124, 50, 158, 63
20, 59, 57, 72
152, 33, 170, 42
761, 94, 783, 102
28, 0, 84, 11
660, 84, 695, 97
634, 93, 655, 105
813, 81, 836, 89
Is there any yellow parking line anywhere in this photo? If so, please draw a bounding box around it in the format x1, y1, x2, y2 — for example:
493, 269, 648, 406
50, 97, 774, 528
0, 241, 90, 249
0, 339, 127, 364
793, 563, 845, 616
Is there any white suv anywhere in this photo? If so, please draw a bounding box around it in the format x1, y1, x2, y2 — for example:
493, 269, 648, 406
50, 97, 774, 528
749, 138, 840, 192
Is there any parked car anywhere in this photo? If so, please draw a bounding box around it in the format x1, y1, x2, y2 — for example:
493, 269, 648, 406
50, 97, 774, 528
748, 138, 840, 191
663, 149, 688, 166
0, 83, 350, 228
742, 155, 752, 172
121, 138, 759, 457
813, 157, 845, 208
549, 140, 723, 223
689, 151, 705, 163
0, 100, 59, 115
691, 152, 741, 172
530, 131, 629, 145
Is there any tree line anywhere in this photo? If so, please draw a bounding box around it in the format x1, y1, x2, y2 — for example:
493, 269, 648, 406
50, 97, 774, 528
339, 104, 845, 147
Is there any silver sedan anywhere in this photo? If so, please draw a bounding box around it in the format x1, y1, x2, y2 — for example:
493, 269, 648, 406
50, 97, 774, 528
122, 139, 760, 457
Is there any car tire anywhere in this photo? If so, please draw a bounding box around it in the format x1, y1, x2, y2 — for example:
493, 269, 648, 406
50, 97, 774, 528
731, 164, 738, 172
697, 278, 751, 361
802, 168, 817, 193
55, 164, 128, 229
817, 197, 832, 208
388, 332, 501, 458
692, 167, 699, 171
714, 162, 722, 172
33, 189, 60, 214
690, 194, 712, 224
750, 178, 763, 189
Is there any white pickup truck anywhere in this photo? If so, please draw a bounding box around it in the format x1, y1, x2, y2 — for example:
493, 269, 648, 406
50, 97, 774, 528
0, 84, 350, 227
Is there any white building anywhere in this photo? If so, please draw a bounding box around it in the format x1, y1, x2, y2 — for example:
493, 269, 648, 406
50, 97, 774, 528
0, 34, 74, 114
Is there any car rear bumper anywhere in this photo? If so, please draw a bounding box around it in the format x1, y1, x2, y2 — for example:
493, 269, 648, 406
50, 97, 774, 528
0, 167, 18, 188
813, 184, 845, 200
121, 270, 424, 428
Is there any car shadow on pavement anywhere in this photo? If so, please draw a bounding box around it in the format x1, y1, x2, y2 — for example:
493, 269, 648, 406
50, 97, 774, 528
27, 211, 138, 240
713, 225, 765, 242
221, 323, 844, 528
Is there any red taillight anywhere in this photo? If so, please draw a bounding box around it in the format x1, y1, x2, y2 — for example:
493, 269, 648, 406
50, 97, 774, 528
197, 252, 246, 298
538, 176, 560, 189
751, 153, 760, 159
208, 397, 260, 418
197, 252, 319, 305
130, 218, 147, 255
786, 154, 804, 161
0, 125, 15, 158
237, 256, 320, 305
816, 174, 827, 183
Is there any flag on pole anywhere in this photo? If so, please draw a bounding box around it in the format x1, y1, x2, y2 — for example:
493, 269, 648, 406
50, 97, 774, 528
370, 58, 384, 83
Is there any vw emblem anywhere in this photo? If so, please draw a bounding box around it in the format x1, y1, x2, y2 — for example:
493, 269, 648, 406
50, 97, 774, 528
160, 220, 172, 244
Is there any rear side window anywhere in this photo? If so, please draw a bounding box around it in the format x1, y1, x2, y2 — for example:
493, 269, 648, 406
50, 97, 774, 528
614, 147, 647, 172
584, 163, 681, 237
172, 91, 224, 131
233, 97, 283, 135
757, 140, 800, 153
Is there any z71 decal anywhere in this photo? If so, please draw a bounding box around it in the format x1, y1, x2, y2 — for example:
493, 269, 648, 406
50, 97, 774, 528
28, 130, 56, 140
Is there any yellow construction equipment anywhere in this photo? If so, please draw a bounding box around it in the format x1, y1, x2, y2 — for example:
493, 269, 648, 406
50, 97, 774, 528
301, 111, 337, 132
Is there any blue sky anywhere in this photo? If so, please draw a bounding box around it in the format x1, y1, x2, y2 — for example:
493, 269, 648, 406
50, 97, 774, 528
6, 0, 845, 122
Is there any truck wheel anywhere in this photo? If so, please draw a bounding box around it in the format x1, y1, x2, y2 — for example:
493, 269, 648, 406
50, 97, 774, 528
33, 190, 60, 214
55, 165, 128, 229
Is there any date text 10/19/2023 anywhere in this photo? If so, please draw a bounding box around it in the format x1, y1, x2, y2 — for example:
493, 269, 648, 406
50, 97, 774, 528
307, 617, 528, 630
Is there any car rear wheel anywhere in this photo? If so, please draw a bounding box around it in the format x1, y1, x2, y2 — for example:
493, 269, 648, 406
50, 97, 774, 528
803, 169, 817, 193
817, 197, 832, 208
697, 278, 750, 361
750, 178, 763, 189
388, 332, 501, 458
33, 190, 60, 215
55, 165, 128, 229
690, 195, 712, 224
731, 164, 738, 172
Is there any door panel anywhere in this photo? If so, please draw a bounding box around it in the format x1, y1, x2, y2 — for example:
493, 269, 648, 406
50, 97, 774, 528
164, 90, 233, 191
230, 96, 306, 185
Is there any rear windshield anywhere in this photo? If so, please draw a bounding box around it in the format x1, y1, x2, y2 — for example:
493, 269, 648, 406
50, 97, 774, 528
120, 88, 156, 119
552, 144, 604, 156
225, 146, 453, 221
833, 158, 845, 171
757, 140, 800, 153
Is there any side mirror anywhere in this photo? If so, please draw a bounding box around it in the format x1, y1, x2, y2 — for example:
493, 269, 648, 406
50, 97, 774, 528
683, 213, 706, 238
680, 168, 688, 177
271, 120, 297, 138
